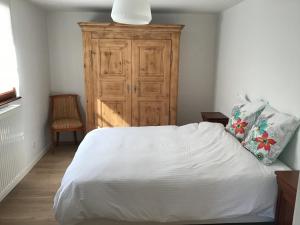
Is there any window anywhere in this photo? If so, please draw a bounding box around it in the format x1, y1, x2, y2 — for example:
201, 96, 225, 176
0, 0, 19, 106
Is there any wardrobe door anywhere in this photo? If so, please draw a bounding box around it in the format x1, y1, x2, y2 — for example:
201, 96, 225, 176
91, 39, 132, 127
132, 40, 172, 126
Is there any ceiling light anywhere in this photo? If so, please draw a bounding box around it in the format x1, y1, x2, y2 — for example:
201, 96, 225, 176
111, 0, 152, 25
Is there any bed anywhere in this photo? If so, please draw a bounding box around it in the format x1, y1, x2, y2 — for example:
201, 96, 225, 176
53, 122, 289, 225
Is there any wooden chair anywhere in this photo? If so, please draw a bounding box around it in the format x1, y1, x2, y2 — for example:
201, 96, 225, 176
50, 94, 84, 149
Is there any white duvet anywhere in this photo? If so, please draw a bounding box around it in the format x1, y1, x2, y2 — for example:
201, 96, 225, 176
54, 122, 289, 225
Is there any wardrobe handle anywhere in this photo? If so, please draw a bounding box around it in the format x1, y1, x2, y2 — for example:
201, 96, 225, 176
134, 85, 137, 93
127, 84, 130, 93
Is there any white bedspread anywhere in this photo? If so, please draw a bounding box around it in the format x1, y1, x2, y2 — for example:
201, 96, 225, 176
54, 122, 289, 225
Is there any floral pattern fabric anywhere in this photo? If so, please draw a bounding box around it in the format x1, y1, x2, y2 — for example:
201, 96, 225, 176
226, 98, 267, 141
232, 118, 248, 135
255, 131, 276, 151
243, 105, 300, 165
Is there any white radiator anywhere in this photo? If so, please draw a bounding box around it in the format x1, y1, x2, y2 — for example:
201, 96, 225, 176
0, 104, 24, 201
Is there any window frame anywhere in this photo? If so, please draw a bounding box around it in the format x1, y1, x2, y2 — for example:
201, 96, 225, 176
0, 88, 20, 107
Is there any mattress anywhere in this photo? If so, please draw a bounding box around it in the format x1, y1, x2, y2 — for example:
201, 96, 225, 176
54, 122, 289, 225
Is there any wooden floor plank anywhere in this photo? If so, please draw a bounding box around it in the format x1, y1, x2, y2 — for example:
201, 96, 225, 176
0, 145, 75, 225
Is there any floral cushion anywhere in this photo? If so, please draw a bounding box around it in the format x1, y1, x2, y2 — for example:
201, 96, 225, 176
243, 105, 300, 165
226, 98, 267, 141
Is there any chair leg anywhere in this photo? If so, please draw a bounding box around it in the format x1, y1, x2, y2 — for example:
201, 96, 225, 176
82, 129, 85, 141
51, 131, 56, 154
56, 132, 60, 147
73, 131, 78, 145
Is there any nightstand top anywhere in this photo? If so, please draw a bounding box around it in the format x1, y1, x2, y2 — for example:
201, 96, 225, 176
201, 112, 228, 119
276, 171, 299, 191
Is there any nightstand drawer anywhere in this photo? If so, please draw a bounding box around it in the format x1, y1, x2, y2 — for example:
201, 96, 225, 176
275, 171, 299, 225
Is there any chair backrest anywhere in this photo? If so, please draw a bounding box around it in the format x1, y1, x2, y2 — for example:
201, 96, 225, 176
50, 95, 81, 121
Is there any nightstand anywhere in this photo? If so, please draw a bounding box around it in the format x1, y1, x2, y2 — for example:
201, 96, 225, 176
201, 112, 229, 127
275, 171, 299, 225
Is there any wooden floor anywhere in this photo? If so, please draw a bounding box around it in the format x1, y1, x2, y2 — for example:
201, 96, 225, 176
0, 145, 273, 225
0, 145, 75, 225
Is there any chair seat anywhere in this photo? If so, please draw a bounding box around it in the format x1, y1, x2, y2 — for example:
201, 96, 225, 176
52, 119, 83, 130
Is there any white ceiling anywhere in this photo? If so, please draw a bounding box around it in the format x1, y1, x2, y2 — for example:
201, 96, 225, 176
28, 0, 243, 13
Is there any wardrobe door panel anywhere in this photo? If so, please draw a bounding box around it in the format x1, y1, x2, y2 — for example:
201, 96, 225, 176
132, 40, 171, 126
138, 102, 169, 126
96, 101, 127, 127
92, 39, 132, 127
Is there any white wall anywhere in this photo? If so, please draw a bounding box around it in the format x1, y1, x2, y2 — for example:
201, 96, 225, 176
10, 0, 50, 163
215, 0, 300, 169
47, 11, 218, 130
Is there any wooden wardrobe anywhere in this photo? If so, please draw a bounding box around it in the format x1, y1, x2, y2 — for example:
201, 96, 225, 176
79, 22, 184, 131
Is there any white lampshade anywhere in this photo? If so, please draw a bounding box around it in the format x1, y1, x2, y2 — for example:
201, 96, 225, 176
111, 0, 152, 25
